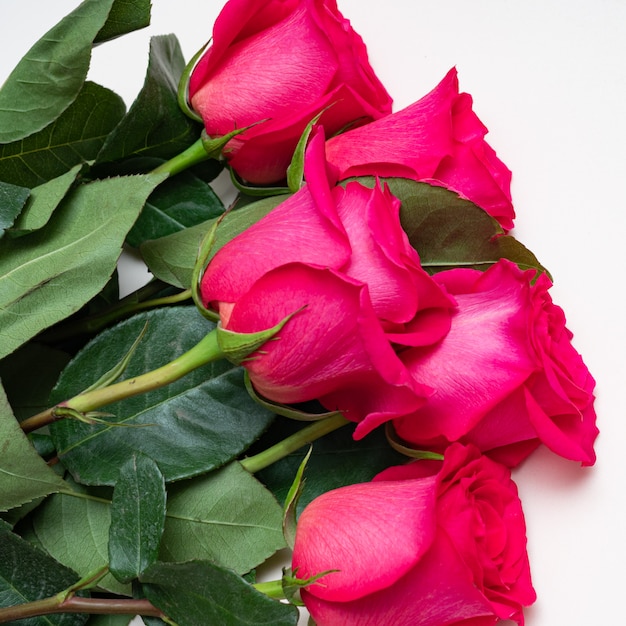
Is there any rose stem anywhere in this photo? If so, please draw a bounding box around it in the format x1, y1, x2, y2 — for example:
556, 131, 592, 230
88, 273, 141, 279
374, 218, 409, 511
240, 412, 351, 474
20, 329, 223, 434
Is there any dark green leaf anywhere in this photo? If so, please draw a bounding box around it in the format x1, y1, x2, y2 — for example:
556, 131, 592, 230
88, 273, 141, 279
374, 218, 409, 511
96, 35, 202, 165
141, 561, 299, 626
109, 454, 166, 584
127, 168, 224, 248
0, 82, 126, 188
361, 177, 548, 275
31, 485, 130, 596
140, 193, 290, 288
95, 0, 151, 44
8, 164, 83, 236
0, 0, 116, 143
0, 381, 69, 513
0, 172, 164, 360
0, 342, 70, 422
86, 615, 133, 626
160, 462, 285, 574
254, 417, 405, 515
50, 307, 275, 486
0, 180, 29, 237
0, 524, 88, 626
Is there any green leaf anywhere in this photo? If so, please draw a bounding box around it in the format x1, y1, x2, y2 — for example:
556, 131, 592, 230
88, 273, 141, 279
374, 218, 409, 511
32, 464, 284, 595
0, 180, 30, 237
126, 168, 224, 248
254, 417, 405, 515
109, 454, 166, 584
85, 615, 132, 626
50, 307, 275, 486
0, 172, 165, 361
0, 342, 71, 422
95, 0, 151, 44
141, 561, 299, 626
141, 193, 290, 288
31, 486, 130, 596
363, 177, 548, 275
96, 35, 202, 165
8, 164, 83, 236
0, 82, 126, 188
0, 0, 116, 143
160, 462, 285, 575
282, 448, 312, 550
0, 524, 88, 626
0, 381, 69, 513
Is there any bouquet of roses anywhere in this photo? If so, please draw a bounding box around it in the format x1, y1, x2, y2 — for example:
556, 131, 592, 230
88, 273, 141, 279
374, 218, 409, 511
0, 1, 598, 625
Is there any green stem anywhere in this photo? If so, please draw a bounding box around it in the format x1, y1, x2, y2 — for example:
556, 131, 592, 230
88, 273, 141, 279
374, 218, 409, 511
241, 413, 350, 473
21, 329, 224, 434
0, 596, 164, 623
152, 137, 211, 178
253, 579, 285, 599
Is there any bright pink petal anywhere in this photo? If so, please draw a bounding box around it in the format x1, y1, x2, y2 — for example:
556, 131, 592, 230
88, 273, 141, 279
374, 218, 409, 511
293, 476, 438, 602
394, 262, 538, 442
301, 532, 497, 626
226, 83, 391, 183
200, 186, 349, 311
225, 263, 426, 412
191, 6, 337, 133
325, 67, 515, 229
325, 68, 458, 180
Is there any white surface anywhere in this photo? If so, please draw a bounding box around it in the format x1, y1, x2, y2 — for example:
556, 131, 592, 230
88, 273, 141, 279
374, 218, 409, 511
2, 2, 625, 625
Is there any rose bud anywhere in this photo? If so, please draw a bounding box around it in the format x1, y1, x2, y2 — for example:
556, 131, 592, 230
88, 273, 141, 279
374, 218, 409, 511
393, 259, 598, 467
325, 67, 515, 230
200, 128, 454, 435
187, 0, 392, 184
292, 443, 536, 625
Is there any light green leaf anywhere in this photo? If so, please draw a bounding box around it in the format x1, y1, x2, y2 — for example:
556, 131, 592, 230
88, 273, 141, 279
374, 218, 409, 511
0, 381, 69, 513
31, 486, 130, 596
33, 464, 284, 594
0, 0, 116, 143
160, 462, 286, 575
0, 82, 126, 188
0, 524, 88, 626
96, 35, 202, 165
0, 172, 165, 361
109, 454, 166, 584
50, 307, 275, 486
141, 561, 299, 626
8, 164, 83, 236
0, 180, 30, 237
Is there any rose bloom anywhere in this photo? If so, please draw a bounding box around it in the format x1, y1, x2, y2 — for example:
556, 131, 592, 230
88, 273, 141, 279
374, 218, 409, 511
188, 0, 392, 184
292, 443, 536, 626
392, 259, 598, 467
325, 67, 515, 230
200, 128, 454, 432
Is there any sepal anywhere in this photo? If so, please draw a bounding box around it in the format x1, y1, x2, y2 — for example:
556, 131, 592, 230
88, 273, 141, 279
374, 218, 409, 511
215, 307, 303, 365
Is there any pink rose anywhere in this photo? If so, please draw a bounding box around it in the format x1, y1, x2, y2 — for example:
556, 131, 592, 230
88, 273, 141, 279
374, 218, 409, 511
292, 443, 536, 626
325, 68, 515, 230
200, 129, 454, 432
188, 0, 392, 184
392, 259, 598, 467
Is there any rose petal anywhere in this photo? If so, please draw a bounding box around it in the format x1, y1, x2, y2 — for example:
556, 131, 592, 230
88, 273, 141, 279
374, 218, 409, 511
293, 475, 438, 602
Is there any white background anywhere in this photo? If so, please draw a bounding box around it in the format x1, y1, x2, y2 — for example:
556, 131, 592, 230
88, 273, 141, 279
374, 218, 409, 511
1, 1, 625, 625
